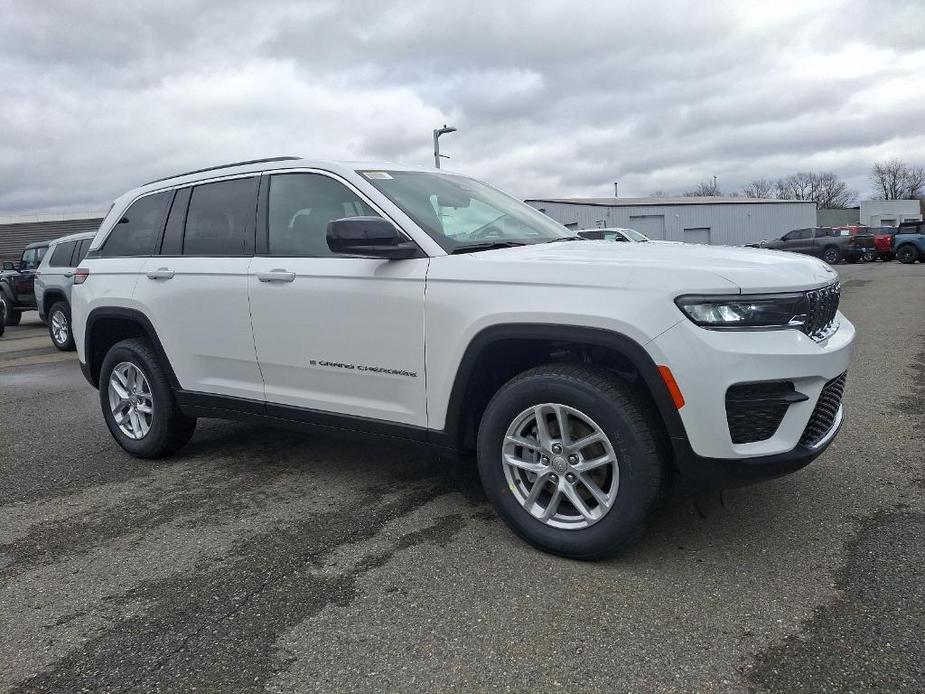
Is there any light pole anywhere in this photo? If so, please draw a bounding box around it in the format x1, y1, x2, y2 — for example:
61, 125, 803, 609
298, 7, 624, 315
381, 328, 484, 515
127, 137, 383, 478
433, 125, 457, 169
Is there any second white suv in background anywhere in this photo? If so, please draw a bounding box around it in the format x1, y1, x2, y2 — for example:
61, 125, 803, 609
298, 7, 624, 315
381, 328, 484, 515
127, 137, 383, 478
71, 157, 854, 558
35, 230, 97, 350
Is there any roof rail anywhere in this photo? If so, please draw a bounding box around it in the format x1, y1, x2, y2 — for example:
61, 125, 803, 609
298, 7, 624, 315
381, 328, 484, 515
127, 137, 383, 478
143, 156, 302, 186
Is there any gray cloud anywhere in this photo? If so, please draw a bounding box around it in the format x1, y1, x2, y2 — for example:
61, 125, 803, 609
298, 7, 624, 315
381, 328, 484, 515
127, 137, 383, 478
1, 0, 923, 212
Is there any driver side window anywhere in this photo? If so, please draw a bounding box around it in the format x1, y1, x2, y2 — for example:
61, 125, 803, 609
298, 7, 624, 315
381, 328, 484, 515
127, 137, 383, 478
267, 174, 379, 257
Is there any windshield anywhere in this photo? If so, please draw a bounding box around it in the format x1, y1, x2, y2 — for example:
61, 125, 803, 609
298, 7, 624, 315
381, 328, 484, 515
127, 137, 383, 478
617, 228, 649, 242
358, 170, 572, 251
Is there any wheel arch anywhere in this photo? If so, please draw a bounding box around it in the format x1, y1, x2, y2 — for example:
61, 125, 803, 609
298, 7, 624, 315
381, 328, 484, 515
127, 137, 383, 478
42, 289, 68, 316
84, 307, 180, 390
435, 323, 687, 455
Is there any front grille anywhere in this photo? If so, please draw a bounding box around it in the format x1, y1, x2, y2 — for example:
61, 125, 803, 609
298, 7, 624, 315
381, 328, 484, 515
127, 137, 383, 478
801, 282, 840, 341
800, 372, 847, 447
726, 381, 800, 444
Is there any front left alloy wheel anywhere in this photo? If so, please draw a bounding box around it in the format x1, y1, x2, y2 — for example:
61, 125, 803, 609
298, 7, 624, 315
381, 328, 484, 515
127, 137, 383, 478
477, 364, 669, 559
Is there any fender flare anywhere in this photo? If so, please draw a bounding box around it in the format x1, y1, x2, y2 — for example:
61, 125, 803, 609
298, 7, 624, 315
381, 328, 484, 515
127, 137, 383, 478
84, 306, 181, 389
437, 323, 687, 449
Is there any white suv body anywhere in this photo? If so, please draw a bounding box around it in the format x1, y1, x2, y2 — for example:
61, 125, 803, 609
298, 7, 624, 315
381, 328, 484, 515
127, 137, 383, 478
72, 157, 854, 558
35, 230, 97, 350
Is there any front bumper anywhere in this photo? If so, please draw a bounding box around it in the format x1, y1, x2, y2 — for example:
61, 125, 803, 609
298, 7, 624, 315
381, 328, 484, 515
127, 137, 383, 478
648, 312, 854, 478
671, 405, 843, 488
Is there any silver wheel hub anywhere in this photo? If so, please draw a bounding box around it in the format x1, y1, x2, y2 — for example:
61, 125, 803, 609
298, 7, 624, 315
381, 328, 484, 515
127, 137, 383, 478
51, 310, 68, 344
502, 403, 620, 530
108, 361, 154, 440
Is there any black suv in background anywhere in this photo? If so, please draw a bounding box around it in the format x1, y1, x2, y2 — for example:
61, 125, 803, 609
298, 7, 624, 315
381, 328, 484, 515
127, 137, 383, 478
762, 227, 875, 265
0, 241, 49, 325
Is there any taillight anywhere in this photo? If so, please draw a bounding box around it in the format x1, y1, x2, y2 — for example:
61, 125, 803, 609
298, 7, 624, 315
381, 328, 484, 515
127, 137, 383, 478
73, 268, 90, 284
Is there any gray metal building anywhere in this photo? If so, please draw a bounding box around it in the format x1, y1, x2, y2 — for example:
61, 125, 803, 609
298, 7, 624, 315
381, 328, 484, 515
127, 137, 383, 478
0, 212, 104, 263
525, 197, 816, 246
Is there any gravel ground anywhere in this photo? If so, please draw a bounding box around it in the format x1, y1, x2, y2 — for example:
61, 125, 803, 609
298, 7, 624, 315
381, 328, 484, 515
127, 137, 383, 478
0, 261, 923, 693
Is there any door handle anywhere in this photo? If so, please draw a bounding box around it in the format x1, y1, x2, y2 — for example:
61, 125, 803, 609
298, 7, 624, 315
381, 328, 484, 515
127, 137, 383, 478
257, 269, 296, 283
146, 268, 175, 280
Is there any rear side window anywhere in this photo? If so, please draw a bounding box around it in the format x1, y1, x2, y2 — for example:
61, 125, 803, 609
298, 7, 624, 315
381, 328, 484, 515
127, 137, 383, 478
100, 192, 171, 257
183, 177, 257, 256
48, 241, 77, 267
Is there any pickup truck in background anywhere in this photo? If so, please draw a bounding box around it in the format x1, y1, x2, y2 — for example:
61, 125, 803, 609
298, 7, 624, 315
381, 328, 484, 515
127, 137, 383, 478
762, 227, 875, 265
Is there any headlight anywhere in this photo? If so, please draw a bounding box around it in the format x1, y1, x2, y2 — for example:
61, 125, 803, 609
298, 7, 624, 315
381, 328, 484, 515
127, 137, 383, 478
675, 293, 809, 329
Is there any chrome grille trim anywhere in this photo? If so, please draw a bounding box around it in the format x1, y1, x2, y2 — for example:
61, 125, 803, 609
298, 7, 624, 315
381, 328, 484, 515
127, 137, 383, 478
801, 282, 840, 342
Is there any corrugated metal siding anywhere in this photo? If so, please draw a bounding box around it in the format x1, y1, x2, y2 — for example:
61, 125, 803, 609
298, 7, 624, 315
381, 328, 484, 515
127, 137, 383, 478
0, 218, 103, 262
527, 201, 816, 246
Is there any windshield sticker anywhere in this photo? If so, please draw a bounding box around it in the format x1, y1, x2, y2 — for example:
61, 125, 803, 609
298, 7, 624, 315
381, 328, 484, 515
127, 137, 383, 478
361, 171, 393, 180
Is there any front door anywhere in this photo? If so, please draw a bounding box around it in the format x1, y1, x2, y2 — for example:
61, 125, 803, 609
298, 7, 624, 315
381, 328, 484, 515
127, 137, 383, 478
247, 172, 428, 427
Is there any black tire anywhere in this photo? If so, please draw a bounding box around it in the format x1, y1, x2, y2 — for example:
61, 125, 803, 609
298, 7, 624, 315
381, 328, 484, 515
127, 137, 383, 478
896, 245, 919, 264
5, 308, 21, 326
0, 297, 6, 337
476, 364, 669, 560
99, 337, 196, 458
821, 246, 841, 265
47, 301, 75, 351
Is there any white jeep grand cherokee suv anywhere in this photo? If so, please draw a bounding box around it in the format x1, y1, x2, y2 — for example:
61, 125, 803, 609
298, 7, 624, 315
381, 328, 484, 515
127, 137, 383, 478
72, 156, 854, 559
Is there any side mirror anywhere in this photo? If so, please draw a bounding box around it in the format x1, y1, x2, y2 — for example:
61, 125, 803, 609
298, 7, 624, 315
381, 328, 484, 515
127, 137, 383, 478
327, 217, 419, 260
2, 261, 14, 271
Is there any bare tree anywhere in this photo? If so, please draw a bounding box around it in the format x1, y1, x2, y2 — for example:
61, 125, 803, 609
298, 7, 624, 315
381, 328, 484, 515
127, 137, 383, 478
742, 178, 774, 198
774, 171, 855, 208
683, 178, 721, 197
870, 159, 925, 199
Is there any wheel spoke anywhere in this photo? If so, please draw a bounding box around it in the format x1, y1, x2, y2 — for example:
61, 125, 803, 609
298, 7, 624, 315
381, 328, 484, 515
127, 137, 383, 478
533, 406, 552, 447
553, 404, 570, 445
562, 484, 594, 521
524, 472, 551, 507
136, 402, 152, 414
573, 454, 614, 473
505, 435, 543, 453
541, 484, 564, 520
503, 454, 546, 475
568, 432, 604, 453
110, 380, 129, 400
113, 368, 128, 389
579, 475, 611, 509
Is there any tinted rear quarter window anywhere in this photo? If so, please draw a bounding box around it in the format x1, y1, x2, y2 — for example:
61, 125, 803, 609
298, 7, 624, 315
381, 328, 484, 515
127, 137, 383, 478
100, 192, 171, 257
183, 177, 257, 256
48, 241, 77, 267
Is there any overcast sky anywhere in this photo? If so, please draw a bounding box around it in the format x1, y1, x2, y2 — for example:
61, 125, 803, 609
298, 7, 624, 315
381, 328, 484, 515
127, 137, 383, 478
2, 0, 924, 213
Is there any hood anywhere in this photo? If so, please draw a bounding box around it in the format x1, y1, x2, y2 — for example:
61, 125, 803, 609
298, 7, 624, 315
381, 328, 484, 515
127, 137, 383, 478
452, 240, 838, 294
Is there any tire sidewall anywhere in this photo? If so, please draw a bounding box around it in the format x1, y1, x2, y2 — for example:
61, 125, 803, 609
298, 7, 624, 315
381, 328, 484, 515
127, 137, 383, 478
822, 247, 840, 264
477, 374, 658, 558
99, 340, 175, 457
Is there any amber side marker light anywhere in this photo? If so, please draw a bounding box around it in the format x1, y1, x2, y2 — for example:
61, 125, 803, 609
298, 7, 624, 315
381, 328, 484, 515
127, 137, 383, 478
657, 365, 685, 409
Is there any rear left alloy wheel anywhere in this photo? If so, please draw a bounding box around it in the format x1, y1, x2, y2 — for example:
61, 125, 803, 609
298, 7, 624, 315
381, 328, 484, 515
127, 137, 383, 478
477, 364, 669, 559
48, 302, 75, 351
99, 338, 196, 458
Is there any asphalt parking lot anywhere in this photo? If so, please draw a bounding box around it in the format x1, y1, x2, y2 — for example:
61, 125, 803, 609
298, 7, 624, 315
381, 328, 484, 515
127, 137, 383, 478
1, 261, 923, 693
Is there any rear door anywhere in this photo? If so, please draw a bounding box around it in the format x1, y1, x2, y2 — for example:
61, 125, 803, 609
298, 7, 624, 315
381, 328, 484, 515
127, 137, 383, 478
41, 240, 78, 309
133, 177, 265, 401
247, 171, 427, 426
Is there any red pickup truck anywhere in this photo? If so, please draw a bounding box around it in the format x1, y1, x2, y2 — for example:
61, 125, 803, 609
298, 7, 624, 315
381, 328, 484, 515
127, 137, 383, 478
833, 226, 894, 262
